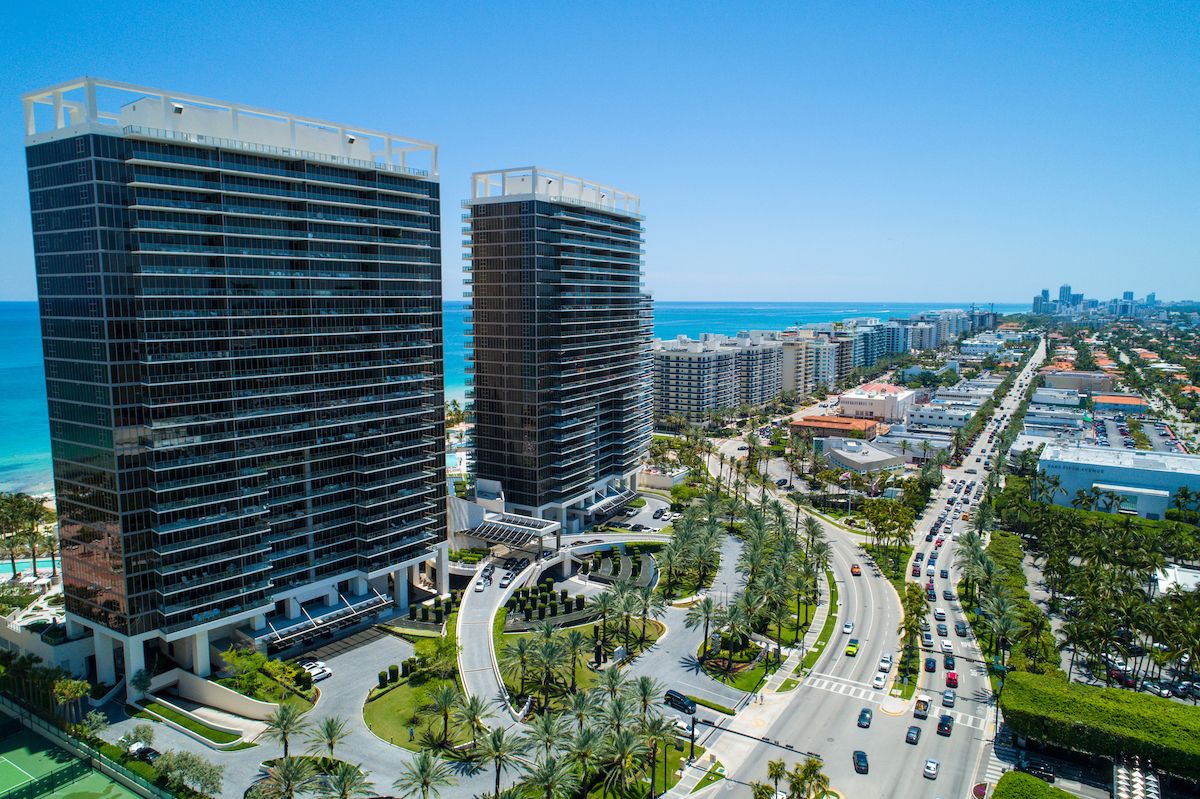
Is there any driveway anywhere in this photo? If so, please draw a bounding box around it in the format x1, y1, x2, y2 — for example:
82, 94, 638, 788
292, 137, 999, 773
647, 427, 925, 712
100, 627, 501, 799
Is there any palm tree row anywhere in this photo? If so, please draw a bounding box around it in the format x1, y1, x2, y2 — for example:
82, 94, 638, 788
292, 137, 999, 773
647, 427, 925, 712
751, 754, 831, 799
0, 491, 58, 578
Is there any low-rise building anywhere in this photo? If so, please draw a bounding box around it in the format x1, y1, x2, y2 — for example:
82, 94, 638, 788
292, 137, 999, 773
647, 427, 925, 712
907, 404, 974, 429
875, 425, 954, 463
1042, 370, 1115, 393
1032, 388, 1084, 407
1092, 394, 1149, 414
839, 382, 916, 421
1038, 444, 1200, 520
820, 437, 907, 474
791, 415, 879, 441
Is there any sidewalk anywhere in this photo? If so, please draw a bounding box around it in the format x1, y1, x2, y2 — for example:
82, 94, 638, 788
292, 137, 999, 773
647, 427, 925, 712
761, 571, 832, 693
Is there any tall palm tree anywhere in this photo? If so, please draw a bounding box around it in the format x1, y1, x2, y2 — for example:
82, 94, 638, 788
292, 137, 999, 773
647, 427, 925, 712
635, 585, 666, 644
767, 758, 788, 796
499, 637, 532, 699
453, 693, 494, 748
424, 684, 461, 744
685, 597, 719, 659
563, 689, 603, 735
598, 728, 649, 798
642, 713, 679, 798
597, 663, 627, 702
305, 715, 350, 759
318, 762, 374, 799
630, 676, 664, 723
262, 704, 310, 758
522, 756, 579, 799
560, 630, 589, 694
477, 726, 528, 797
566, 727, 604, 788
391, 750, 457, 799
589, 591, 619, 648
523, 712, 571, 760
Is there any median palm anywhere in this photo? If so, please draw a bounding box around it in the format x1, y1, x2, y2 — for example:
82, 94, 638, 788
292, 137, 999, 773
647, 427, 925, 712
391, 750, 457, 799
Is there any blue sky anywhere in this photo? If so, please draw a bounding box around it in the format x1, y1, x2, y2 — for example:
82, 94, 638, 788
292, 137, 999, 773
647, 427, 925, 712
0, 1, 1196, 302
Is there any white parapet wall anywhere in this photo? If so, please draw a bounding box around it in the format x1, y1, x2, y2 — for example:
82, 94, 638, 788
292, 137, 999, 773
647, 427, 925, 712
149, 668, 283, 721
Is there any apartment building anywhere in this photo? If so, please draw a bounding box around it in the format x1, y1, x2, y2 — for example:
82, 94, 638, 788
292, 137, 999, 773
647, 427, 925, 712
464, 167, 652, 533
651, 337, 735, 424
23, 78, 448, 689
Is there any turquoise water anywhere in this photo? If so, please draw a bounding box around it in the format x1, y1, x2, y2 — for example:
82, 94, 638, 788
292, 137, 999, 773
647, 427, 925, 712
1, 558, 56, 576
0, 299, 1026, 493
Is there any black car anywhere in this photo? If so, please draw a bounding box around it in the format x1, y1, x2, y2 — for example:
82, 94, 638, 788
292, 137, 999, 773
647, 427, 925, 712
652, 508, 664, 519
943, 589, 954, 601
924, 657, 937, 672
905, 725, 921, 745
853, 750, 869, 774
925, 532, 935, 542
857, 708, 873, 728
954, 621, 968, 637
937, 714, 954, 736
1016, 759, 1055, 783
944, 654, 956, 670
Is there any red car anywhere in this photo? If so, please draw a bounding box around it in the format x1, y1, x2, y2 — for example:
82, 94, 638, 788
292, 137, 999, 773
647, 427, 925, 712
851, 564, 862, 576
912, 566, 921, 577
1108, 668, 1136, 688
935, 537, 944, 547
946, 671, 959, 688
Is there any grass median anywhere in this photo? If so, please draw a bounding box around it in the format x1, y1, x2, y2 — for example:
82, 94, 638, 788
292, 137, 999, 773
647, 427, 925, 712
800, 569, 838, 671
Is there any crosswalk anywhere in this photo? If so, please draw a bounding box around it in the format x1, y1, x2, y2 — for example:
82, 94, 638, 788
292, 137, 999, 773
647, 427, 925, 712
984, 734, 1019, 784
802, 674, 989, 730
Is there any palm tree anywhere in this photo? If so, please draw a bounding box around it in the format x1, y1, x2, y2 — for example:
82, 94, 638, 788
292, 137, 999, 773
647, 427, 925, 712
523, 712, 571, 759
685, 597, 719, 659
630, 676, 664, 723
499, 637, 532, 699
20, 495, 49, 578
424, 684, 460, 744
452, 693, 494, 747
563, 689, 603, 735
477, 726, 528, 797
597, 664, 627, 702
566, 726, 604, 787
522, 756, 579, 799
305, 715, 350, 759
788, 756, 829, 799
600, 694, 636, 736
642, 713, 679, 798
636, 585, 666, 644
318, 762, 374, 799
560, 630, 589, 693
598, 728, 649, 797
262, 704, 310, 758
255, 757, 316, 799
767, 758, 788, 796
392, 750, 457, 799
589, 591, 619, 648
752, 784, 776, 799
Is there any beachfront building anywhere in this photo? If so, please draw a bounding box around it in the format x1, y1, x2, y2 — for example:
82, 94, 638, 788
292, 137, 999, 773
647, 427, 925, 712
1038, 445, 1200, 520
651, 337, 736, 425
22, 79, 449, 689
464, 167, 652, 534
838, 382, 916, 421
700, 332, 783, 406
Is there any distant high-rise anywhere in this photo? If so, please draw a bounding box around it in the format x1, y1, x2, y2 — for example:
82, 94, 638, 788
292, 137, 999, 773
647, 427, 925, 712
23, 78, 448, 690
1146, 292, 1157, 307
1041, 288, 1050, 301
1122, 290, 1135, 302
464, 167, 652, 533
1059, 284, 1073, 305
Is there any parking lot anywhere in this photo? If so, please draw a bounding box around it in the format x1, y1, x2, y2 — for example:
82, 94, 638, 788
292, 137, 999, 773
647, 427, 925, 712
1092, 414, 1184, 453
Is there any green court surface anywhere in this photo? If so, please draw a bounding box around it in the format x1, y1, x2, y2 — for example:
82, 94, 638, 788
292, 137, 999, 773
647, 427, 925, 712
0, 729, 140, 799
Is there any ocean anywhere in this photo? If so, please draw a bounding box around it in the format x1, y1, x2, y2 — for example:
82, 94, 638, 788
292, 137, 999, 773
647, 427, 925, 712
0, 299, 1027, 494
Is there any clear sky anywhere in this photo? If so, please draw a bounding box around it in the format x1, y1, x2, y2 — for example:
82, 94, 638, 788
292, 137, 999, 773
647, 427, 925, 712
0, 1, 1196, 302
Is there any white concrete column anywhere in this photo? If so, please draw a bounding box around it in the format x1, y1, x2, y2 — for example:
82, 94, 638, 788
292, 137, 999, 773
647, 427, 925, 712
409, 563, 421, 586
65, 617, 84, 640
326, 586, 339, 605
351, 576, 368, 595
435, 545, 449, 596
393, 568, 409, 612
252, 614, 266, 629
94, 630, 116, 686
284, 597, 301, 618
124, 638, 146, 700
192, 629, 210, 678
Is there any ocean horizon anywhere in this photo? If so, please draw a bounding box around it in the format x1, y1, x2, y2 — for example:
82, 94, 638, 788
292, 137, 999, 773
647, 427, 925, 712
0, 298, 1027, 494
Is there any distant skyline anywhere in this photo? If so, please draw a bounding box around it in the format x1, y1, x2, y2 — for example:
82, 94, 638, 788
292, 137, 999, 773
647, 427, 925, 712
0, 2, 1196, 302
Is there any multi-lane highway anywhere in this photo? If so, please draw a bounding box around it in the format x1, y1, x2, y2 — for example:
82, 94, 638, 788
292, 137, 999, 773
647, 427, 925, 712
698, 338, 1045, 797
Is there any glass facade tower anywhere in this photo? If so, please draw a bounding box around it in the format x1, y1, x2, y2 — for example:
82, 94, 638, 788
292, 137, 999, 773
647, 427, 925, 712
22, 79, 447, 683
464, 168, 652, 531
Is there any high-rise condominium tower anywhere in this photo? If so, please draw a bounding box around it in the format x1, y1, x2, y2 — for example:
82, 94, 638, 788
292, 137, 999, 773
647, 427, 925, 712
23, 78, 447, 690
464, 167, 652, 533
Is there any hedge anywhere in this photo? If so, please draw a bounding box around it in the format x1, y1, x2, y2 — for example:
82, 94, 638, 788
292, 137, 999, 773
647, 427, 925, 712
985, 532, 1061, 676
991, 771, 1075, 799
999, 671, 1200, 780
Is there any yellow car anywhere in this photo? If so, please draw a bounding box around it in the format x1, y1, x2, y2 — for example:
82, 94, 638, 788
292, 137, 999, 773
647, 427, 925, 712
845, 638, 860, 656
962, 513, 971, 521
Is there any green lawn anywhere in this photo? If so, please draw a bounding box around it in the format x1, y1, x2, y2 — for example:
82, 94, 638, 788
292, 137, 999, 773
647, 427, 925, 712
362, 674, 465, 751
864, 543, 913, 595
690, 760, 725, 793
215, 675, 314, 713
133, 701, 240, 744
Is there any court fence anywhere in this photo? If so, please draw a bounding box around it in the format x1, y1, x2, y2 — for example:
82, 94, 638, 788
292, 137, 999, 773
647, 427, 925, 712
0, 694, 177, 799
0, 759, 88, 799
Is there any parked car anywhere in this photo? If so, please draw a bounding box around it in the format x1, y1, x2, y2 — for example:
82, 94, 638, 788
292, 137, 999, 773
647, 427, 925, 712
1015, 758, 1056, 783
1141, 679, 1173, 698
664, 689, 696, 714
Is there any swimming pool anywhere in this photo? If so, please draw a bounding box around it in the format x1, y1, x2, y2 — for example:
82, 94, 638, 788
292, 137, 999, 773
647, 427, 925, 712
0, 559, 55, 578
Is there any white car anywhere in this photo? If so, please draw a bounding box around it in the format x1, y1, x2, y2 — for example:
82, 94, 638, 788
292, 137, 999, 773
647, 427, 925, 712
872, 672, 887, 690
941, 641, 953, 654
843, 622, 854, 634
473, 580, 486, 592
307, 667, 332, 683
878, 655, 893, 673
297, 659, 326, 672
923, 759, 941, 780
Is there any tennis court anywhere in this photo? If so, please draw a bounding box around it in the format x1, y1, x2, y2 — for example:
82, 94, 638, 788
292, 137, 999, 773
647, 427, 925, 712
0, 727, 139, 799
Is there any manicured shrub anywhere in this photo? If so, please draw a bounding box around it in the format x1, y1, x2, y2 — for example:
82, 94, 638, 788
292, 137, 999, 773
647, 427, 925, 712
388, 664, 399, 683
575, 595, 584, 612
420, 606, 429, 622
560, 589, 568, 602
401, 660, 411, 678
548, 603, 558, 617
408, 606, 417, 620
537, 606, 546, 620
378, 671, 388, 689
524, 607, 533, 622
434, 608, 444, 624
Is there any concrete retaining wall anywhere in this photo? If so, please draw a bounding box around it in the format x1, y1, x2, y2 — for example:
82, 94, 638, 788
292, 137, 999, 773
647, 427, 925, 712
149, 668, 280, 720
